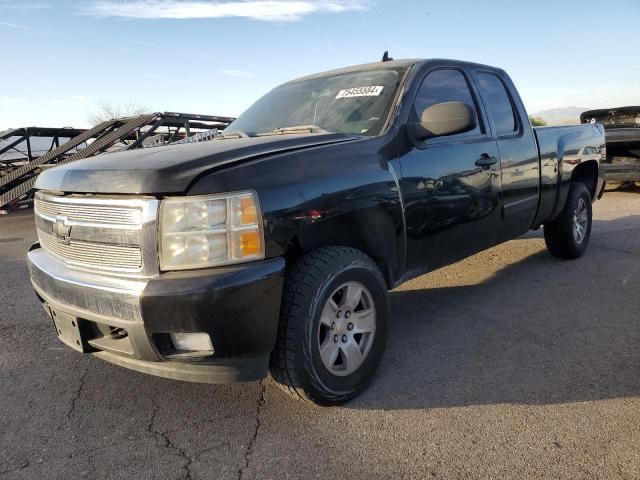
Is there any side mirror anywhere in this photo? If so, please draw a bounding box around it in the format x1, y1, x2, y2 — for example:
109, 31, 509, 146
409, 101, 476, 141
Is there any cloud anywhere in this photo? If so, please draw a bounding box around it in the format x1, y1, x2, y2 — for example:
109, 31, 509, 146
0, 15, 57, 33
220, 69, 254, 78
0, 20, 30, 29
81, 0, 368, 22
0, 96, 23, 106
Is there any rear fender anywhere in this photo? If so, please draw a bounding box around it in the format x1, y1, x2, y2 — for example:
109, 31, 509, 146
549, 132, 602, 221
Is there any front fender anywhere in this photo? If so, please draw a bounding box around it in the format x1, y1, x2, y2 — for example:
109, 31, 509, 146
187, 135, 405, 285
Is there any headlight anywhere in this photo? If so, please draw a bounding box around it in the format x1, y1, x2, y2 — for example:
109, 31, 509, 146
159, 191, 264, 270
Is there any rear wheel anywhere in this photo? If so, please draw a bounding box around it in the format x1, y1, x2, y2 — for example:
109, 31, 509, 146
544, 182, 592, 259
269, 247, 388, 406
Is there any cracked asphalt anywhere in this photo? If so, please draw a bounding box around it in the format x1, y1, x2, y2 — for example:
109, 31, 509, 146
1, 189, 639, 480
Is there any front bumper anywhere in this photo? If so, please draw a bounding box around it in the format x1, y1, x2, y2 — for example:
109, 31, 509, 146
28, 246, 285, 383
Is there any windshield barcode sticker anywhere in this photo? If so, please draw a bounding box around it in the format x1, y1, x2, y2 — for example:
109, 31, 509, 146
336, 86, 384, 98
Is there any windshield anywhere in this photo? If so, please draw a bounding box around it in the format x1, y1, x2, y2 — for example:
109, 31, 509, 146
226, 67, 407, 137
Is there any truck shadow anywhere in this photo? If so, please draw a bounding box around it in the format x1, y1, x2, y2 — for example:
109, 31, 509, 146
349, 215, 640, 410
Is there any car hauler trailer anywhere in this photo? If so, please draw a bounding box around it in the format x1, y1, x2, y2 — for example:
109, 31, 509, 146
0, 112, 234, 211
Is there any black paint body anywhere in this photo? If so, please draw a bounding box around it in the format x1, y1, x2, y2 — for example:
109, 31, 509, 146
35, 59, 606, 367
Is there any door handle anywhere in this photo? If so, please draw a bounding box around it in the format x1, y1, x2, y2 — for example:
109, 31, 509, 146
475, 154, 498, 169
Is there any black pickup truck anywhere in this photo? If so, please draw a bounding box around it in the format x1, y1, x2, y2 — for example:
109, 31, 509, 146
28, 58, 606, 405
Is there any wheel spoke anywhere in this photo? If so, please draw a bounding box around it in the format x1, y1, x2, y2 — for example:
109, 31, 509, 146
340, 340, 363, 372
572, 198, 590, 243
320, 298, 339, 326
319, 339, 340, 367
343, 283, 363, 310
353, 309, 376, 334
317, 280, 377, 376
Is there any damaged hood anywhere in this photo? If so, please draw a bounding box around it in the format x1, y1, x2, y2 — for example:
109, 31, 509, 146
35, 133, 359, 194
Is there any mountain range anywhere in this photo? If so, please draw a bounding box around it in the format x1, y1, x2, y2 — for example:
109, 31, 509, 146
531, 107, 590, 125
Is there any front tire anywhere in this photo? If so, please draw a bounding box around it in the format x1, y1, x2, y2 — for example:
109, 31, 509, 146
544, 182, 593, 259
269, 247, 389, 406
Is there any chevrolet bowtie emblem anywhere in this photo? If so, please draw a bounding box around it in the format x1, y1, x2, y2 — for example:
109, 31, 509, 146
53, 215, 72, 244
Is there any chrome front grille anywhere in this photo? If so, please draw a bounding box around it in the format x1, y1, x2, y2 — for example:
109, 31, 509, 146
39, 231, 142, 271
34, 198, 143, 226
34, 192, 159, 276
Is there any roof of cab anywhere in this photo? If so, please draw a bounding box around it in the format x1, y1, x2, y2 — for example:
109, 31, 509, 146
285, 58, 503, 84
285, 59, 422, 84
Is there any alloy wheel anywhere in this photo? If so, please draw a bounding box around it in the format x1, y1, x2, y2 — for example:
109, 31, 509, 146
573, 197, 588, 243
317, 281, 377, 376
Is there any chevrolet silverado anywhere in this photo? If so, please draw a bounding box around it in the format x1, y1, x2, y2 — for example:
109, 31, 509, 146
27, 58, 606, 405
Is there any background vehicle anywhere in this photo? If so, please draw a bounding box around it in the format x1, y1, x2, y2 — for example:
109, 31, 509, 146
27, 58, 605, 405
581, 106, 640, 187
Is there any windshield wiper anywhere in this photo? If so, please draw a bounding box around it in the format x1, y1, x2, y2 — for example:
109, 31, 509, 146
267, 125, 331, 135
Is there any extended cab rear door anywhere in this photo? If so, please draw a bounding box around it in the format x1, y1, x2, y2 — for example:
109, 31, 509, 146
399, 65, 502, 275
472, 70, 540, 239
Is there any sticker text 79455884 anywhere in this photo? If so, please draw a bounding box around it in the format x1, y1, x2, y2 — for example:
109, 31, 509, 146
335, 86, 384, 99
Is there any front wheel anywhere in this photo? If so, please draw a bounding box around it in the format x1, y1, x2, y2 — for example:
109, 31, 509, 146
544, 182, 593, 259
269, 247, 389, 406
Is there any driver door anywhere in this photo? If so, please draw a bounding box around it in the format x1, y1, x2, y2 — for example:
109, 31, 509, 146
399, 67, 503, 275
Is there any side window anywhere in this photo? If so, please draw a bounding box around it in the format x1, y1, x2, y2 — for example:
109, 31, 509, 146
476, 73, 517, 136
412, 69, 482, 140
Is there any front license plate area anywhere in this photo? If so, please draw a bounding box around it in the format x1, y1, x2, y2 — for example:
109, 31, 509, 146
50, 309, 86, 353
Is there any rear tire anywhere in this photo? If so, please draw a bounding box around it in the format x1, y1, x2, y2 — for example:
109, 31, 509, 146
269, 247, 389, 406
544, 182, 592, 259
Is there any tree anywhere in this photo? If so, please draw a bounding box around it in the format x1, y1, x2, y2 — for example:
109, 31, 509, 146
529, 116, 547, 127
88, 100, 151, 126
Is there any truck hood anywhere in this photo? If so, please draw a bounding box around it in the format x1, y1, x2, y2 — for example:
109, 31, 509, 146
35, 133, 359, 194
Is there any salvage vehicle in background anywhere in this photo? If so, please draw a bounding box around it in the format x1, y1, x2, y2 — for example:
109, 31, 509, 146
581, 106, 640, 188
27, 58, 605, 405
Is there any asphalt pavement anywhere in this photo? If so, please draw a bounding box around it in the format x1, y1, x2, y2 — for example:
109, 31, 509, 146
1, 189, 639, 479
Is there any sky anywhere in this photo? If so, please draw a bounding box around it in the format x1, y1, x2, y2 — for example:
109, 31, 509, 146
1, 0, 639, 129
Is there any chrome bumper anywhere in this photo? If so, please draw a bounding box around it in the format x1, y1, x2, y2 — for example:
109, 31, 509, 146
28, 248, 160, 360
28, 248, 148, 322
27, 247, 276, 383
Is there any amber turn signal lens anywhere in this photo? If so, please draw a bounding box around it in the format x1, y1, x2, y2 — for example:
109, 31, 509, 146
240, 197, 258, 225
240, 230, 261, 257
160, 191, 263, 270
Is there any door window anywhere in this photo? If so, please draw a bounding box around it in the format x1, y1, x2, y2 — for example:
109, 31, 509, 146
476, 73, 518, 136
412, 69, 483, 141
